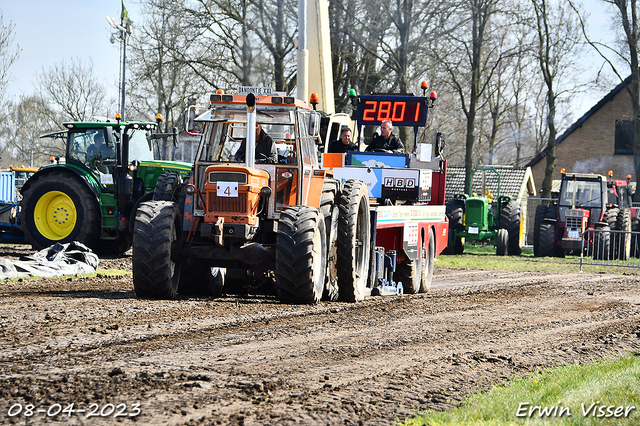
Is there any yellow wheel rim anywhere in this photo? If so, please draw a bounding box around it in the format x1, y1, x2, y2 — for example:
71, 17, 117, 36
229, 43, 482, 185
34, 191, 78, 240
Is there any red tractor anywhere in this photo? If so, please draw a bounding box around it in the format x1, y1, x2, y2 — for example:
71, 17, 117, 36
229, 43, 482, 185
534, 170, 634, 260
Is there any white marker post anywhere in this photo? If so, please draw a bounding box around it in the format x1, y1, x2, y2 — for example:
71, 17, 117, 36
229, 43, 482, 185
246, 93, 256, 168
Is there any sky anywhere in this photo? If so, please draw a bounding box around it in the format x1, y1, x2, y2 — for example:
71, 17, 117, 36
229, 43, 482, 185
0, 0, 625, 120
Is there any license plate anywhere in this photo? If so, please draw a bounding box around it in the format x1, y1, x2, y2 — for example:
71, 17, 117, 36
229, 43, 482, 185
568, 230, 580, 238
469, 226, 479, 234
217, 182, 238, 197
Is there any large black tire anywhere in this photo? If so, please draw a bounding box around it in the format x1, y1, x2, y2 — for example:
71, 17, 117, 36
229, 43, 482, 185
320, 179, 340, 301
499, 201, 523, 255
538, 222, 556, 257
443, 199, 465, 255
337, 179, 371, 302
614, 208, 631, 260
275, 206, 327, 304
395, 260, 419, 294
496, 228, 508, 256
593, 224, 611, 261
603, 207, 619, 229
533, 204, 548, 256
132, 201, 182, 299
153, 171, 183, 201
19, 173, 101, 251
419, 232, 435, 293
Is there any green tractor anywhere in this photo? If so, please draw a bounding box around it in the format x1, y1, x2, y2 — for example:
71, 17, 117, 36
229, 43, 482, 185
444, 167, 523, 255
20, 116, 192, 255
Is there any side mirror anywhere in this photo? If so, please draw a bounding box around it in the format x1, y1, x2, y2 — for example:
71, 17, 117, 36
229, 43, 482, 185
308, 112, 320, 137
172, 127, 180, 148
184, 106, 196, 132
104, 127, 115, 149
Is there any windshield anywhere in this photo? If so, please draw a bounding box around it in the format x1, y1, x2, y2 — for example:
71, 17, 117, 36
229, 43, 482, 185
198, 110, 296, 163
559, 180, 602, 208
69, 128, 117, 174
129, 128, 156, 161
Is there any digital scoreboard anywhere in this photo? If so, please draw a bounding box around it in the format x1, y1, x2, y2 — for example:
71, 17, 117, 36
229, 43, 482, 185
356, 95, 428, 127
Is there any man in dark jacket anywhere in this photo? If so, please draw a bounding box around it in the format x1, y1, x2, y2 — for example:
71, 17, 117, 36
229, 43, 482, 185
328, 127, 358, 153
235, 123, 278, 163
365, 120, 404, 153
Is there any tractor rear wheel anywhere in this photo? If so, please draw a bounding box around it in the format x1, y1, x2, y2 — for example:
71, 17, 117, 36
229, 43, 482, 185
132, 201, 182, 299
444, 199, 465, 254
153, 171, 183, 201
533, 204, 548, 256
500, 201, 523, 255
496, 228, 509, 256
538, 222, 556, 257
20, 174, 101, 251
320, 179, 340, 301
337, 179, 371, 302
614, 208, 631, 260
603, 207, 619, 229
275, 206, 327, 304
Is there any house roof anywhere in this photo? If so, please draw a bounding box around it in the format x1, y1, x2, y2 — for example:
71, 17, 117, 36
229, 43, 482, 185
446, 165, 536, 200
526, 75, 632, 168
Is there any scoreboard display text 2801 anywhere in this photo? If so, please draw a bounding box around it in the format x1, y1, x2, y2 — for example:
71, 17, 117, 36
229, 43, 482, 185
357, 95, 428, 127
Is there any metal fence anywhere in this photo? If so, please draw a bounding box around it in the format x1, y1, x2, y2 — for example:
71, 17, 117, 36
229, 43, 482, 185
579, 228, 640, 271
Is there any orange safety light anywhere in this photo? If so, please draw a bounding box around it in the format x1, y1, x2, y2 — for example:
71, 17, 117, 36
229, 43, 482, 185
216, 89, 224, 94
309, 92, 319, 105
421, 81, 428, 90
115, 112, 122, 120
560, 168, 566, 174
627, 174, 632, 180
608, 170, 613, 177
156, 114, 163, 121
429, 91, 437, 100
50, 156, 55, 162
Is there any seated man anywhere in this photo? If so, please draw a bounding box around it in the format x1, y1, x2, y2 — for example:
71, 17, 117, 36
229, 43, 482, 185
365, 120, 404, 153
328, 127, 358, 154
235, 123, 278, 164
86, 131, 115, 160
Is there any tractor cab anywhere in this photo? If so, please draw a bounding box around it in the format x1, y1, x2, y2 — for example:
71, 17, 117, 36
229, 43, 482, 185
188, 92, 324, 245
558, 173, 607, 226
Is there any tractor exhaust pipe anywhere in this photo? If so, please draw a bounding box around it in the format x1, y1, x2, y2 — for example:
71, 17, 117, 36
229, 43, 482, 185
246, 93, 256, 168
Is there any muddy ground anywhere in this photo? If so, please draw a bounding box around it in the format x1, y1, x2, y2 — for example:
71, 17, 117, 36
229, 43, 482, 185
0, 245, 639, 425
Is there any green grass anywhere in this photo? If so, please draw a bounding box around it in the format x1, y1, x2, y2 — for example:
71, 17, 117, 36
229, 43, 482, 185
403, 354, 640, 426
436, 244, 640, 275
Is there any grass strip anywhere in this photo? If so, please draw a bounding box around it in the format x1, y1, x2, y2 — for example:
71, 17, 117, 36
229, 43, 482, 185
403, 353, 640, 426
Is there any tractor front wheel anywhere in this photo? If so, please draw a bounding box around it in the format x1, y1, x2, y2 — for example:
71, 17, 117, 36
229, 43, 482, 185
275, 206, 327, 304
496, 228, 509, 256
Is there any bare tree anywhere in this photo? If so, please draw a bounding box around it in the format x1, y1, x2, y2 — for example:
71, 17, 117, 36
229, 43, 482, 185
434, 0, 514, 193
1, 95, 62, 168
570, 0, 640, 197
0, 12, 20, 104
36, 58, 109, 124
533, 0, 583, 198
128, 0, 208, 129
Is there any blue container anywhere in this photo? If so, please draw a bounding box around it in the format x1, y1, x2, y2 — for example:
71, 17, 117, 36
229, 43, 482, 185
0, 171, 16, 202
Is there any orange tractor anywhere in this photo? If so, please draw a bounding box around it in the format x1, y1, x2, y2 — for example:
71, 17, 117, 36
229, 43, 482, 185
131, 92, 371, 303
